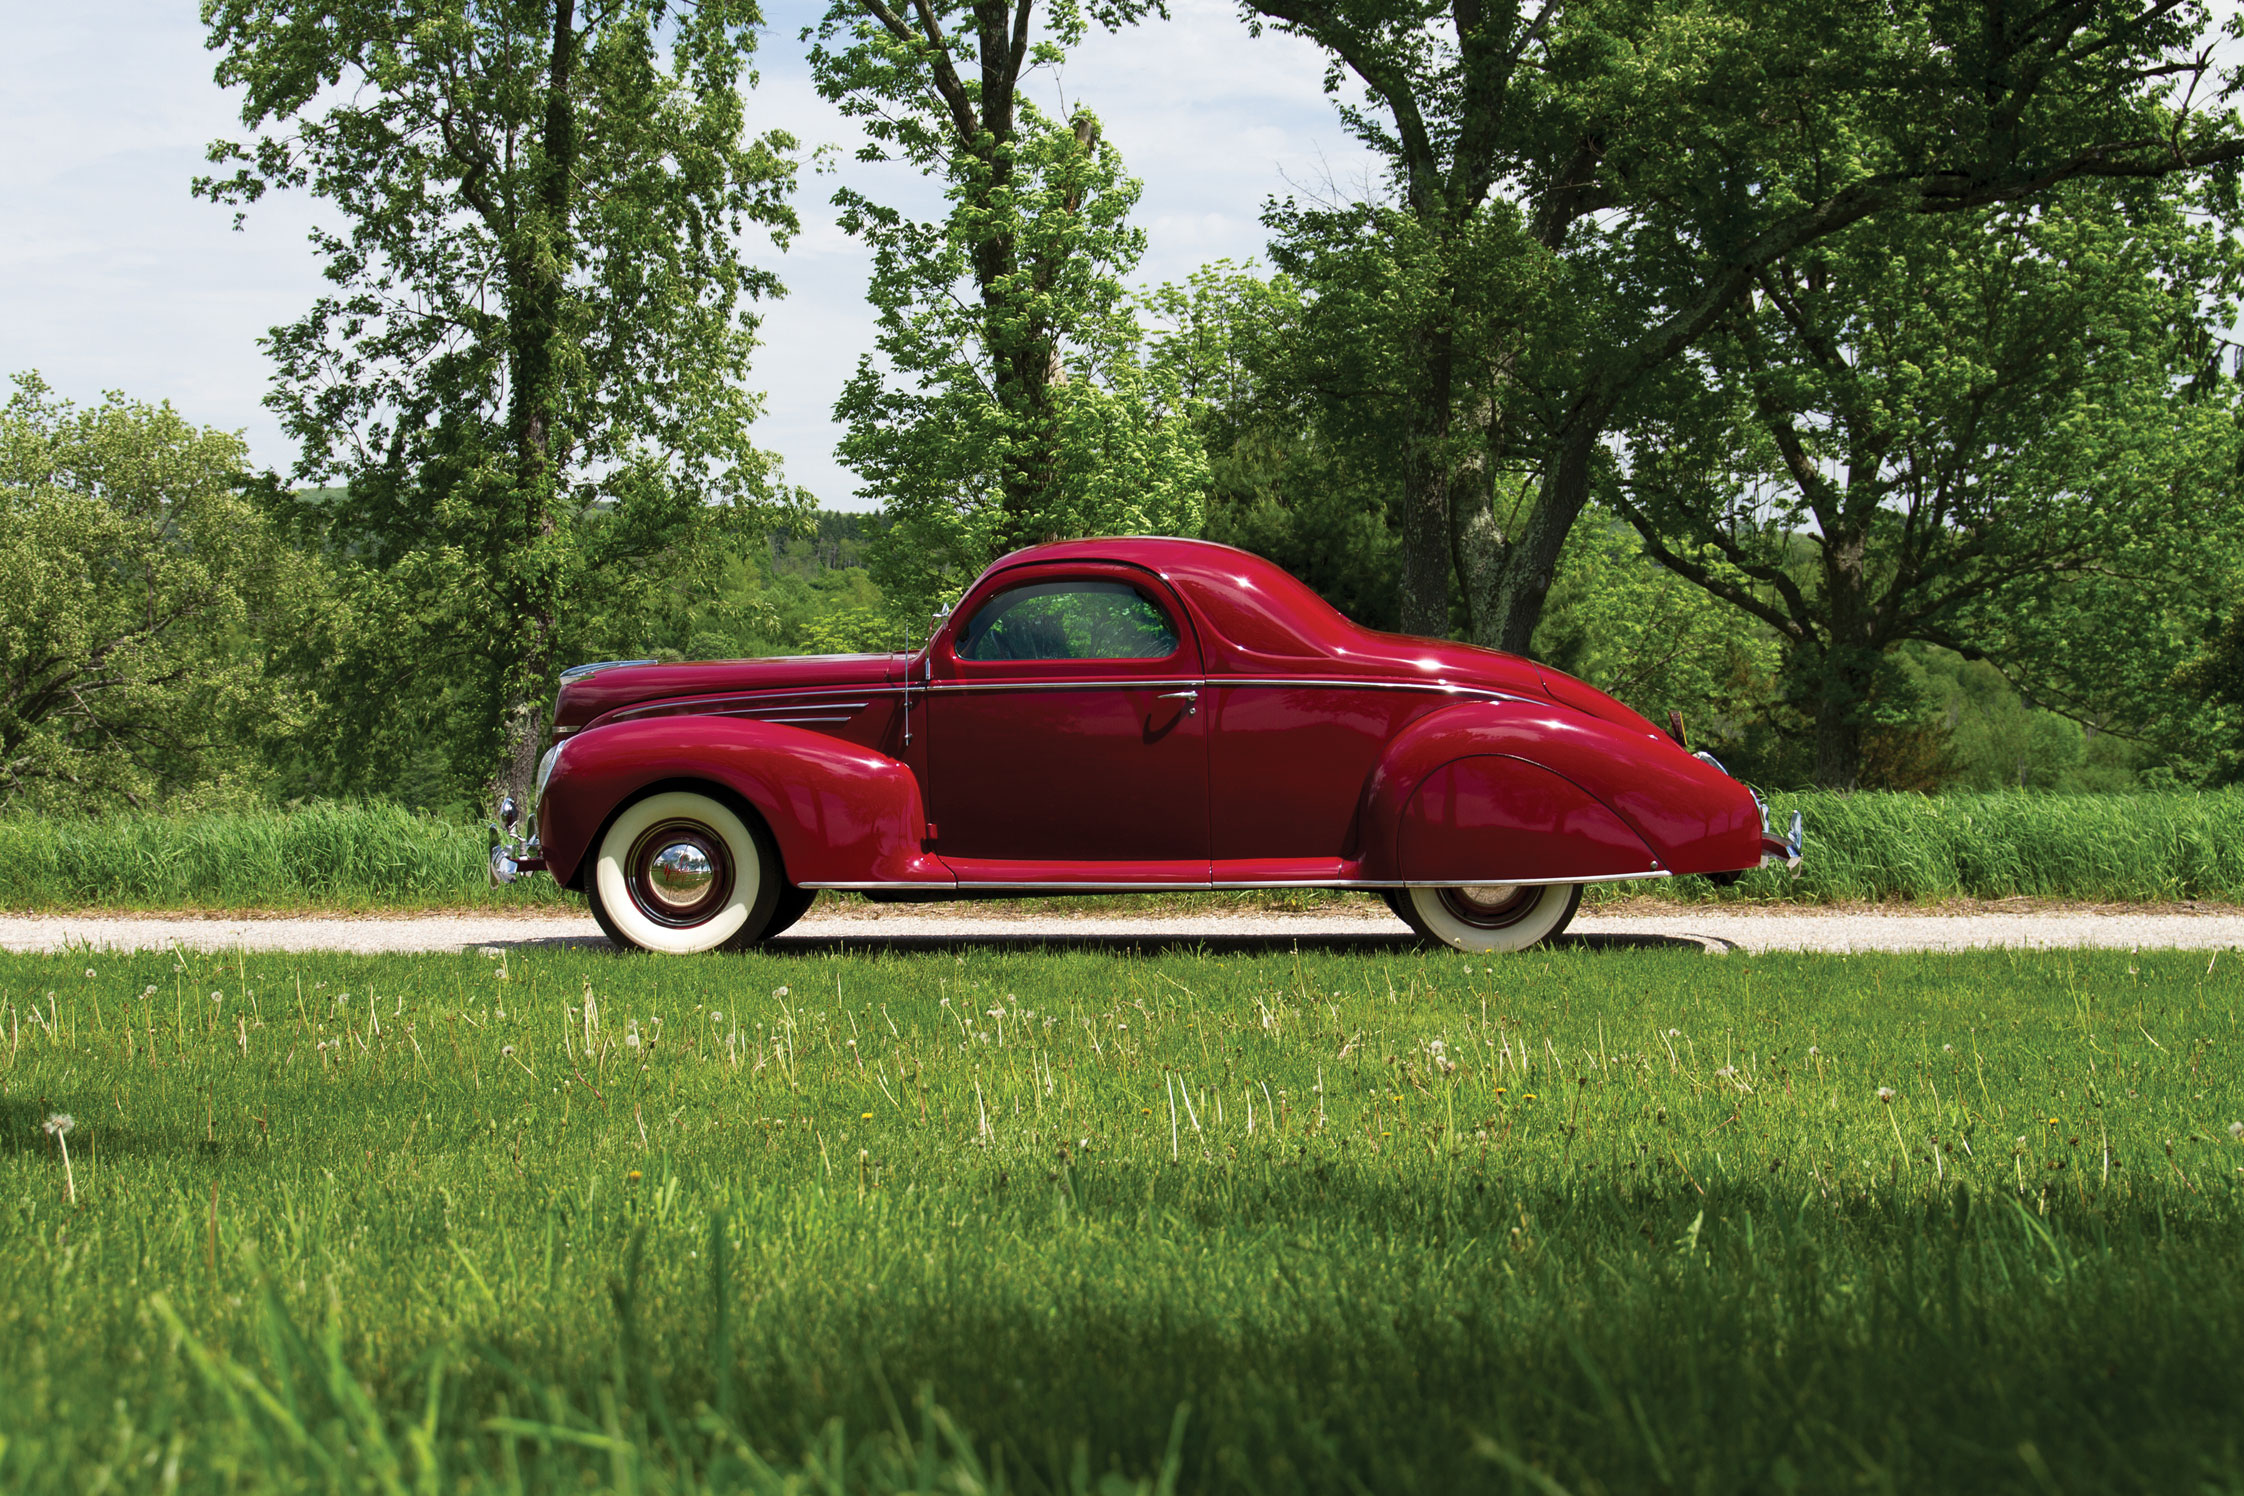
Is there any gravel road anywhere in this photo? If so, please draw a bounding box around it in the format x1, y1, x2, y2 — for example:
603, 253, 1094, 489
5, 904, 2242, 956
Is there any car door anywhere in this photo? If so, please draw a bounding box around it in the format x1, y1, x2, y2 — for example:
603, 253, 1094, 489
926, 564, 1210, 883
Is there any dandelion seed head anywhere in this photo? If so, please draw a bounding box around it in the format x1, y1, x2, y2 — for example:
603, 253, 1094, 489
83, 969, 95, 980
1668, 1028, 1680, 1038
1807, 1045, 1820, 1057
43, 1113, 73, 1137
711, 1011, 723, 1023
212, 992, 223, 1004
1876, 1086, 1896, 1103
2229, 1121, 2244, 1142
501, 1045, 516, 1057
1943, 1043, 1954, 1052
772, 986, 790, 998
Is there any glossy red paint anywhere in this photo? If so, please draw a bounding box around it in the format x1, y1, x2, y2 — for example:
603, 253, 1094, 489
925, 561, 1209, 863
1398, 757, 1658, 882
538, 716, 946, 890
525, 536, 1773, 912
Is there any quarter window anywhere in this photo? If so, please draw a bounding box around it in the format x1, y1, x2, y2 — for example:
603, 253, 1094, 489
955, 580, 1179, 662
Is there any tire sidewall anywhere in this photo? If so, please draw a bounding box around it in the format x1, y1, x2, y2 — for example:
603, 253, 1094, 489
1402, 882, 1581, 953
589, 791, 779, 954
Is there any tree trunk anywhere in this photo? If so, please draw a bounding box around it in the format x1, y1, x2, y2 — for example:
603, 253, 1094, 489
1455, 417, 1601, 655
1808, 529, 1876, 790
494, 0, 577, 811
1395, 319, 1458, 638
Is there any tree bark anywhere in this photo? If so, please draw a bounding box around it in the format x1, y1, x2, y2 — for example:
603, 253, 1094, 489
495, 0, 577, 810
1396, 318, 1459, 637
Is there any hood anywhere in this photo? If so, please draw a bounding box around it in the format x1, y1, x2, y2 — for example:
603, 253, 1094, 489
553, 653, 906, 735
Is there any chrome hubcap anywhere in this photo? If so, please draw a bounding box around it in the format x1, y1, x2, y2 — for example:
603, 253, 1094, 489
644, 842, 715, 910
1438, 883, 1539, 929
624, 820, 734, 926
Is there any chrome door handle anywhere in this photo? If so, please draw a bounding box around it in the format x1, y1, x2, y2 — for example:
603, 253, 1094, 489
1157, 689, 1199, 717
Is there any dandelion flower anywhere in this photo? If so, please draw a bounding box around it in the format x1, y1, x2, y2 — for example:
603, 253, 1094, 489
861, 1111, 874, 1120
626, 1170, 642, 1183
1876, 1086, 1896, 1103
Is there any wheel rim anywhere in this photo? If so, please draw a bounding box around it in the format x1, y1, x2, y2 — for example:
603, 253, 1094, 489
624, 819, 736, 927
1435, 884, 1540, 930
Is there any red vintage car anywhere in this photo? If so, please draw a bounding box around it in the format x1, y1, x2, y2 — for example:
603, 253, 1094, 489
491, 537, 1799, 954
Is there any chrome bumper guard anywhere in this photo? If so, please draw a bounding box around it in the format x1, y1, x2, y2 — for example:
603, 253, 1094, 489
487, 795, 548, 885
1759, 808, 1804, 872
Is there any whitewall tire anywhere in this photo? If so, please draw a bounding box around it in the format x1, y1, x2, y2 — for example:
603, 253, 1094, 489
586, 791, 780, 955
1388, 883, 1582, 953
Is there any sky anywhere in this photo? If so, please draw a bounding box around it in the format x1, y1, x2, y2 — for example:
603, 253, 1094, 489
0, 0, 1382, 509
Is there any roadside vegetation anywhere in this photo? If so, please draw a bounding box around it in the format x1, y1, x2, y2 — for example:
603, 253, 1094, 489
3, 943, 2241, 1492
6, 790, 2243, 914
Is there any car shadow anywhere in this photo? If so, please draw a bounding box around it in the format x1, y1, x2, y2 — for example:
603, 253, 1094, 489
468, 929, 1722, 957
755, 930, 1721, 957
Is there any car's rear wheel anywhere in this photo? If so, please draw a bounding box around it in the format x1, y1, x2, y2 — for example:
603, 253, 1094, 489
587, 790, 781, 955
1387, 882, 1582, 953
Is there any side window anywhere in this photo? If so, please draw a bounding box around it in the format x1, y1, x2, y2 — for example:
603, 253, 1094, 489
955, 580, 1179, 662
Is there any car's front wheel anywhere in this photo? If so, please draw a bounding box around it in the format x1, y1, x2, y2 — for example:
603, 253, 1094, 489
587, 790, 781, 955
1385, 882, 1582, 953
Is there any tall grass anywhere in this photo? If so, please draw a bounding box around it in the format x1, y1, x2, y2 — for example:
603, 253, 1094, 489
0, 801, 572, 911
4, 790, 2242, 911
2, 943, 2242, 1491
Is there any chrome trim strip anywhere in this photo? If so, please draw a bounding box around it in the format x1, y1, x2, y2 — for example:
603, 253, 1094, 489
723, 714, 858, 726
559, 658, 658, 683
801, 871, 1674, 892
927, 678, 1203, 694
1208, 678, 1542, 706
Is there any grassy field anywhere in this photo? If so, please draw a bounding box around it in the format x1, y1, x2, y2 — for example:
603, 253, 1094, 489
4, 940, 2243, 1492
5, 789, 2244, 914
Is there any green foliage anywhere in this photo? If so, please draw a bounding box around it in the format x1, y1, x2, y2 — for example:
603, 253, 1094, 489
198, 0, 805, 803
1610, 183, 2244, 787
1145, 263, 1405, 630
810, 0, 1204, 613
1536, 506, 1781, 753
6, 945, 2244, 1491
1242, 0, 2244, 653
0, 375, 317, 814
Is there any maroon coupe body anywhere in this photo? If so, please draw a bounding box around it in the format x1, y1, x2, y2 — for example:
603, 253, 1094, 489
501, 537, 1794, 953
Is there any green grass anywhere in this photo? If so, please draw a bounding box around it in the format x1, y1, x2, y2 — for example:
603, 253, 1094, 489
4, 942, 2244, 1492
7, 790, 2244, 914
0, 801, 575, 912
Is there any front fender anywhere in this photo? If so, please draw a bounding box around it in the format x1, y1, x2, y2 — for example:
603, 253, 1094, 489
1357, 700, 1762, 880
538, 718, 946, 890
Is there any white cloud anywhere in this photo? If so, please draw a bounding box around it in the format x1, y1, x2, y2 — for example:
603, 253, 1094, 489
0, 0, 1377, 509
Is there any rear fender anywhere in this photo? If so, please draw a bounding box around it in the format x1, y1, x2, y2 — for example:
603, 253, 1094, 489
1357, 700, 1762, 880
538, 718, 947, 890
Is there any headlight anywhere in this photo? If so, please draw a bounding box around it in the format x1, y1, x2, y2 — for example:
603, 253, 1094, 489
534, 742, 563, 806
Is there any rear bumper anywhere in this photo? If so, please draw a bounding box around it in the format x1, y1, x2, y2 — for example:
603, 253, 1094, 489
1760, 809, 1804, 871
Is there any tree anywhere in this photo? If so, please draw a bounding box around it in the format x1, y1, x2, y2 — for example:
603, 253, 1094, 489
1606, 184, 2244, 788
198, 0, 802, 804
0, 375, 316, 812
809, 0, 1205, 611
1243, 0, 2244, 652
